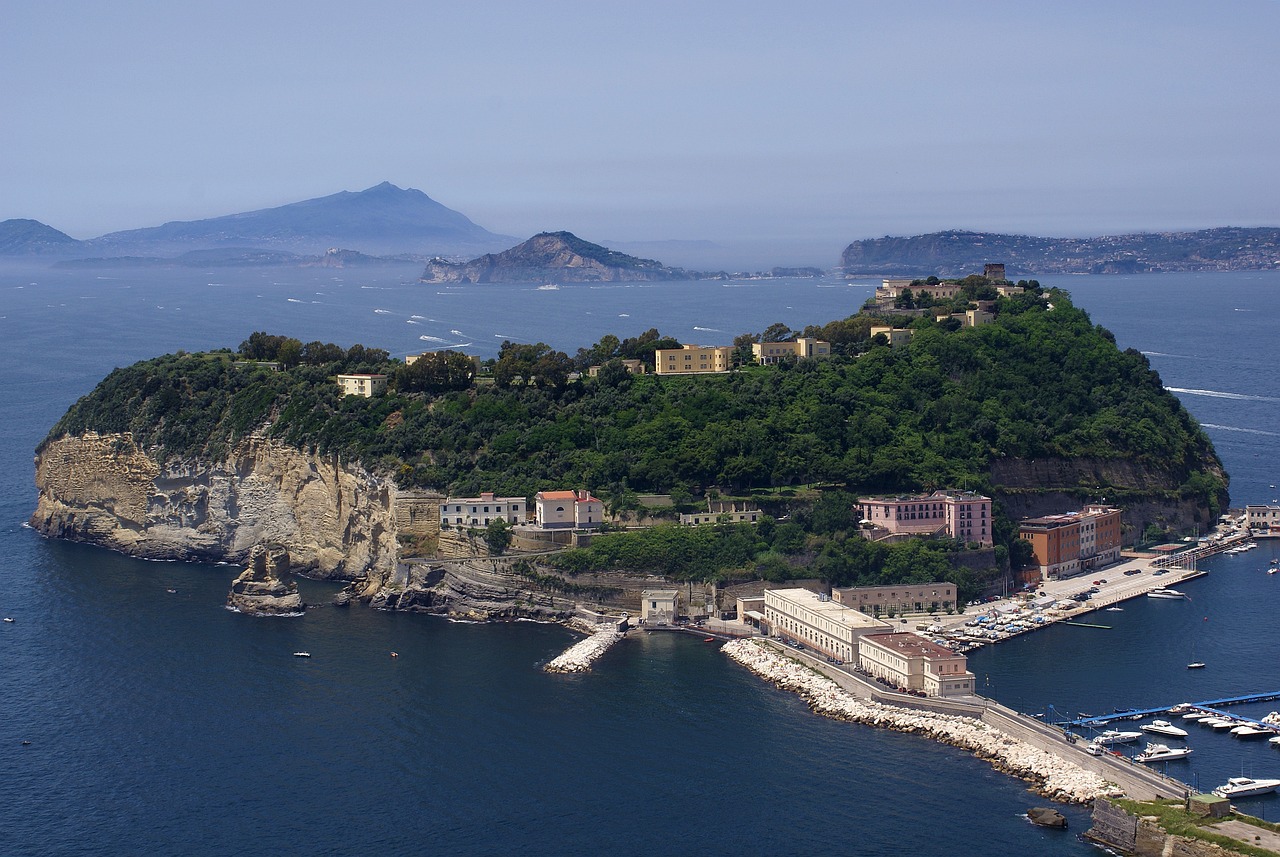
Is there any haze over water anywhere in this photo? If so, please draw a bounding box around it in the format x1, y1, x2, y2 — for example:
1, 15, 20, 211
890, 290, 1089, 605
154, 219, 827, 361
2, 266, 1279, 854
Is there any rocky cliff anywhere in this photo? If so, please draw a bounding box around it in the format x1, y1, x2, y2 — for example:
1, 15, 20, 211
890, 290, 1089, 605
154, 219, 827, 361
31, 432, 400, 592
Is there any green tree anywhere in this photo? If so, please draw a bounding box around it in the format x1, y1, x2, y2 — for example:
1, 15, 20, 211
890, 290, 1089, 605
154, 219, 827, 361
484, 519, 512, 555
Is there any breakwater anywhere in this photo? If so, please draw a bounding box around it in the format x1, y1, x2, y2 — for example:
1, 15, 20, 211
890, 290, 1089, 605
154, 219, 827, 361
723, 638, 1121, 804
544, 626, 621, 673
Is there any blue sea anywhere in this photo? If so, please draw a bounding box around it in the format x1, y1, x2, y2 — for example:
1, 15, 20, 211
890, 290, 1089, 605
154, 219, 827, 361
2, 264, 1279, 855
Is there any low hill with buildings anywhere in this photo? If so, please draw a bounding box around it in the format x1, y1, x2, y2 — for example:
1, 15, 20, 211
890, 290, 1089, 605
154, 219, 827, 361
841, 227, 1280, 277
419, 231, 696, 283
31, 287, 1227, 605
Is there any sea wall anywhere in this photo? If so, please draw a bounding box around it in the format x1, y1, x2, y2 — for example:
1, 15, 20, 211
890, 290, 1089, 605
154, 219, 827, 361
1086, 799, 1247, 857
723, 639, 1119, 804
32, 432, 400, 588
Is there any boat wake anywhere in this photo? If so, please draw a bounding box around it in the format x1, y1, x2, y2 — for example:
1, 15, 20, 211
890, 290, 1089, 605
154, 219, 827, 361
1200, 423, 1280, 437
1167, 387, 1280, 403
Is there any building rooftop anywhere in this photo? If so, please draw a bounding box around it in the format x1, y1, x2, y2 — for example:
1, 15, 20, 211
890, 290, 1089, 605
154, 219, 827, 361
862, 632, 962, 660
766, 588, 888, 629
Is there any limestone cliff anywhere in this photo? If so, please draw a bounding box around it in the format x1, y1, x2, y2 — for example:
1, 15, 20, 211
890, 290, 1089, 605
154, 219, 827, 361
31, 431, 401, 593
227, 545, 303, 616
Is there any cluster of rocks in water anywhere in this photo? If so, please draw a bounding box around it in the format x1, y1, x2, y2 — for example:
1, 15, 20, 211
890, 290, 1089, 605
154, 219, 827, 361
722, 639, 1120, 804
544, 625, 621, 673
226, 545, 303, 616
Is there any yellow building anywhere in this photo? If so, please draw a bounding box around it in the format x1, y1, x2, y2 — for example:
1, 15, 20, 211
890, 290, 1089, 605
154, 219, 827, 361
654, 344, 734, 375
336, 374, 387, 397
751, 337, 831, 365
869, 326, 914, 348
858, 632, 975, 697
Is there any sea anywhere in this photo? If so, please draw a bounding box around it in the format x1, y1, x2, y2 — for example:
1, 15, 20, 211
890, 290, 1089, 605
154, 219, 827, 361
2, 264, 1279, 855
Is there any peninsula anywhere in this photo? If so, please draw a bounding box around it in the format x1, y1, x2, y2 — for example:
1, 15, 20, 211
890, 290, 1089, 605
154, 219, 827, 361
419, 231, 697, 283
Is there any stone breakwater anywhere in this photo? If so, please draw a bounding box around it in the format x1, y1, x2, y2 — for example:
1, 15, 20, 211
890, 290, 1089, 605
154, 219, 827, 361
544, 627, 621, 673
723, 639, 1120, 804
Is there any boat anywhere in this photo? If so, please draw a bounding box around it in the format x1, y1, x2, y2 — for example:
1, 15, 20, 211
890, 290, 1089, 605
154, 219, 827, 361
1232, 725, 1273, 739
1209, 719, 1238, 731
1182, 712, 1208, 721
1212, 777, 1280, 799
1187, 662, 1207, 669
1093, 729, 1143, 745
1105, 607, 1123, 612
2, 617, 13, 623
292, 652, 311, 658
1268, 735, 1280, 747
1134, 743, 1193, 763
1142, 720, 1189, 738
1147, 588, 1188, 599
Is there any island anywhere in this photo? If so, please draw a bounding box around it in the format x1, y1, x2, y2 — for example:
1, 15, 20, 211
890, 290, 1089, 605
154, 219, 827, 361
419, 231, 697, 283
30, 277, 1226, 624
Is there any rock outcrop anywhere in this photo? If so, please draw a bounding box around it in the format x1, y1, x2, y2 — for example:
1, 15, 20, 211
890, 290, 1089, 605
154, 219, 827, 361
227, 545, 303, 616
31, 432, 400, 591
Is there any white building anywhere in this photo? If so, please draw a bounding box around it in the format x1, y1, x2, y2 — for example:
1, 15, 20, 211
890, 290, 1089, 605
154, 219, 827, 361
762, 588, 891, 663
641, 589, 680, 624
535, 490, 604, 529
440, 492, 527, 528
336, 373, 387, 397
1246, 504, 1280, 535
858, 632, 975, 698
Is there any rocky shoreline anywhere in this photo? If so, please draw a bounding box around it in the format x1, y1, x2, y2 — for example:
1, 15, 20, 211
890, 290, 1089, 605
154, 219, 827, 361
723, 639, 1119, 804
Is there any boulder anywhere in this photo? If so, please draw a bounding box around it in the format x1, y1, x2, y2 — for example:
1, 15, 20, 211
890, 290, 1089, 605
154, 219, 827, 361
1027, 807, 1068, 828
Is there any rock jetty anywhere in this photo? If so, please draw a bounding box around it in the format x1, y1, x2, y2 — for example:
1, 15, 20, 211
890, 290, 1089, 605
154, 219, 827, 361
544, 626, 621, 673
723, 639, 1119, 804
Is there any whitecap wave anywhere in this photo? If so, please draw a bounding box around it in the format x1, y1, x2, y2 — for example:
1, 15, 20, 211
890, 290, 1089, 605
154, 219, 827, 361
374, 309, 392, 314
1167, 387, 1280, 403
406, 320, 419, 324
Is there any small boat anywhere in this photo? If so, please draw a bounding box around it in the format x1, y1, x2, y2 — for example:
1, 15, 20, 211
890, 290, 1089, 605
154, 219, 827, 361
1213, 776, 1280, 799
1209, 719, 1238, 731
2, 617, 13, 623
1187, 662, 1207, 669
292, 652, 311, 658
1147, 588, 1188, 599
1093, 729, 1143, 745
166, 588, 177, 594
1142, 720, 1189, 738
1135, 743, 1193, 763
703, 636, 715, 642
1182, 712, 1208, 721
1268, 735, 1280, 747
1105, 607, 1123, 612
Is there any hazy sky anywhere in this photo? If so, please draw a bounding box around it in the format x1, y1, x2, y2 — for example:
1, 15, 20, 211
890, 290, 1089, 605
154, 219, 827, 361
3, 1, 1278, 264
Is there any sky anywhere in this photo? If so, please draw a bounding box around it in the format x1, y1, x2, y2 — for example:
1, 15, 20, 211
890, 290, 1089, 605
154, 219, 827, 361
3, 0, 1278, 266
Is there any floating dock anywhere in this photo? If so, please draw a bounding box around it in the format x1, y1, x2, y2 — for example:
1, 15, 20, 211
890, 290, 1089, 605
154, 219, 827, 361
1055, 691, 1280, 730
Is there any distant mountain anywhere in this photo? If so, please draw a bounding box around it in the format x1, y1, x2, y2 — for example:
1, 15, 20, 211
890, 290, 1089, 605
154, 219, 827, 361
0, 219, 83, 255
420, 231, 697, 283
80, 182, 513, 258
841, 228, 1280, 277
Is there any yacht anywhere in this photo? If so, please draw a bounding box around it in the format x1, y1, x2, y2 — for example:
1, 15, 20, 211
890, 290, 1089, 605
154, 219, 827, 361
1187, 662, 1207, 669
1268, 735, 1280, 747
1147, 588, 1188, 599
1182, 711, 1209, 721
1213, 777, 1280, 799
1134, 743, 1193, 763
1209, 719, 1238, 731
1142, 720, 1189, 738
1232, 725, 1273, 739
1093, 729, 1143, 745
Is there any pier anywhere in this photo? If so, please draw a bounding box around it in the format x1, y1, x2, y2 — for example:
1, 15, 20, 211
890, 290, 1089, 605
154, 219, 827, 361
1055, 691, 1280, 730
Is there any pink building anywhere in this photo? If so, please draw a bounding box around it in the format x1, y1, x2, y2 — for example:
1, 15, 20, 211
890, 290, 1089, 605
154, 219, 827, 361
857, 490, 993, 546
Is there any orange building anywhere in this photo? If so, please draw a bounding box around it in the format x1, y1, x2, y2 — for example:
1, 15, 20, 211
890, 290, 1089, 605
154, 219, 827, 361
1019, 504, 1122, 580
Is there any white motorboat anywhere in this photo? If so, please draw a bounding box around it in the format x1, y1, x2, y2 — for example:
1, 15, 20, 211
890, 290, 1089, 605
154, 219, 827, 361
1134, 743, 1193, 763
1209, 719, 1238, 731
1232, 725, 1273, 739
1142, 720, 1189, 738
1094, 729, 1143, 745
1187, 662, 1207, 669
1147, 588, 1188, 599
292, 652, 311, 658
1213, 777, 1280, 799
1268, 735, 1280, 747
1182, 712, 1208, 721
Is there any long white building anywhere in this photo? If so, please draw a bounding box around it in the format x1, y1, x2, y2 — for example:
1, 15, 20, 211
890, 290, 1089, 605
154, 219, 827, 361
440, 492, 527, 528
762, 588, 891, 663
